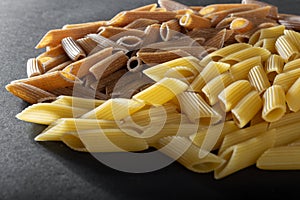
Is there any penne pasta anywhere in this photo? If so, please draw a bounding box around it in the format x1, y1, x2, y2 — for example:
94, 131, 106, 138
275, 35, 300, 61
107, 11, 176, 27
52, 95, 105, 109
179, 13, 211, 30
230, 56, 262, 80
124, 18, 159, 29
5, 82, 56, 104
286, 77, 300, 112
218, 80, 253, 112
274, 121, 300, 147
87, 34, 128, 53
231, 90, 263, 128
160, 19, 181, 41
257, 145, 300, 170
155, 136, 224, 173
202, 73, 233, 106
16, 103, 88, 125
89, 51, 128, 80
230, 6, 271, 19
273, 68, 300, 92
164, 66, 198, 83
248, 65, 271, 94
284, 30, 300, 51
142, 24, 161, 46
61, 37, 86, 61
133, 77, 188, 106
98, 27, 145, 40
26, 58, 43, 78
214, 129, 275, 179
41, 54, 70, 72
262, 85, 286, 122
265, 54, 285, 82
158, 0, 189, 11
76, 37, 98, 55
283, 58, 300, 72
230, 18, 253, 34
35, 23, 104, 49
269, 111, 300, 129
116, 35, 143, 50
199, 4, 254, 16
63, 47, 113, 78
177, 92, 222, 125
259, 25, 285, 40
46, 60, 72, 73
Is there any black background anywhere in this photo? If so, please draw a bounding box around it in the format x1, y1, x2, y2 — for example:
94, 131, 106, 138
1, 0, 300, 199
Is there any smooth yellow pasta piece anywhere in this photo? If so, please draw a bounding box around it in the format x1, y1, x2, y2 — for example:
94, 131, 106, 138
214, 129, 276, 179
218, 80, 253, 112
286, 77, 300, 112
231, 90, 263, 128
199, 43, 252, 66
230, 56, 262, 80
283, 58, 300, 72
164, 66, 198, 83
273, 68, 300, 92
248, 65, 271, 94
265, 54, 285, 81
16, 103, 88, 125
202, 73, 233, 106
178, 91, 222, 125
257, 145, 300, 170
133, 77, 188, 106
143, 56, 202, 82
52, 95, 105, 109
155, 136, 224, 173
262, 85, 286, 122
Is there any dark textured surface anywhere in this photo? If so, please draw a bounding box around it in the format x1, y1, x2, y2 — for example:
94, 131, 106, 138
1, 0, 300, 199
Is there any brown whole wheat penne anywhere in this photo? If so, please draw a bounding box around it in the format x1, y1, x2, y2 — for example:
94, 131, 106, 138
137, 49, 191, 65
186, 28, 223, 41
158, 0, 189, 11
76, 37, 98, 55
37, 44, 66, 64
160, 19, 181, 41
124, 18, 159, 29
242, 0, 278, 19
204, 29, 227, 49
179, 13, 211, 30
216, 16, 237, 29
205, 5, 260, 26
62, 21, 107, 29
230, 18, 254, 34
230, 6, 271, 19
143, 24, 161, 46
36, 23, 105, 49
116, 36, 143, 50
90, 69, 127, 91
143, 36, 195, 49
5, 82, 56, 104
98, 26, 145, 39
42, 54, 70, 72
81, 73, 97, 88
87, 34, 128, 53
63, 47, 113, 78
27, 58, 43, 78
127, 56, 143, 72
199, 3, 254, 16
107, 11, 177, 27
89, 51, 128, 80
14, 71, 79, 91
46, 60, 72, 73
190, 6, 204, 12
61, 37, 86, 61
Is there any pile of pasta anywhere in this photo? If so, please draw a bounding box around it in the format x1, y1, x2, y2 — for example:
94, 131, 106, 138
5, 0, 300, 179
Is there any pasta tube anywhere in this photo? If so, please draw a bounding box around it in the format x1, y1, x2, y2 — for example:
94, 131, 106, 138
286, 77, 300, 112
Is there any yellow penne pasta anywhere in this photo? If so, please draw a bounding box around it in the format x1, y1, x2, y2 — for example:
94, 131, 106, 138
214, 129, 276, 179
220, 47, 270, 65
259, 25, 285, 40
190, 121, 240, 151
16, 103, 88, 125
265, 54, 285, 81
230, 56, 262, 80
286, 77, 300, 112
257, 145, 300, 170
275, 35, 300, 61
274, 121, 300, 147
178, 91, 222, 125
218, 80, 253, 112
273, 68, 300, 92
284, 29, 300, 51
269, 111, 300, 129
262, 85, 286, 122
190, 61, 230, 93
155, 136, 224, 173
164, 66, 198, 83
52, 95, 105, 109
248, 65, 271, 94
62, 129, 148, 152
81, 98, 145, 120
254, 38, 277, 54
218, 122, 268, 154
202, 73, 233, 106
231, 90, 263, 128
143, 56, 202, 82
133, 78, 188, 106
199, 43, 252, 66
283, 58, 300, 72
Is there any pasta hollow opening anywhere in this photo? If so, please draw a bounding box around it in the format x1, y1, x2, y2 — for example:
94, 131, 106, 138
263, 108, 285, 122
